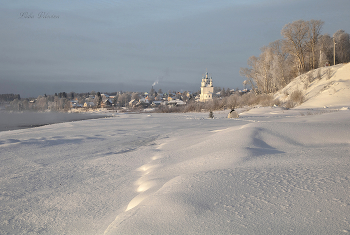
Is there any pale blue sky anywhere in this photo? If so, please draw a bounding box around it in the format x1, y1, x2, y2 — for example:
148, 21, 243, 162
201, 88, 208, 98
1, 0, 350, 97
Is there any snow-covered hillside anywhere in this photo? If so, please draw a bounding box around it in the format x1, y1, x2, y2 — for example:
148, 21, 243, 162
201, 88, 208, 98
275, 63, 350, 109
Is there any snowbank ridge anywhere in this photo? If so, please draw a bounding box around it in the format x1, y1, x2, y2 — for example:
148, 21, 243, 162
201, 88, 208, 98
275, 63, 350, 109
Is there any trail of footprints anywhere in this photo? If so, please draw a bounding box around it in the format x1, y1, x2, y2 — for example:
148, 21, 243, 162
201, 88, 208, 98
126, 143, 167, 211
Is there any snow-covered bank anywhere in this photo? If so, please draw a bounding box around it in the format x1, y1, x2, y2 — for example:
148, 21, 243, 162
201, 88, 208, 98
275, 63, 350, 109
1, 108, 349, 234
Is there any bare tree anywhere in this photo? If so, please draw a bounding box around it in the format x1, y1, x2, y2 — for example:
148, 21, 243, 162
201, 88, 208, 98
241, 19, 348, 96
241, 40, 294, 94
333, 30, 350, 64
36, 96, 48, 111
307, 20, 324, 69
240, 56, 259, 94
259, 46, 274, 93
182, 91, 189, 101
269, 40, 294, 90
281, 20, 309, 74
318, 34, 333, 66
131, 92, 140, 101
117, 93, 131, 107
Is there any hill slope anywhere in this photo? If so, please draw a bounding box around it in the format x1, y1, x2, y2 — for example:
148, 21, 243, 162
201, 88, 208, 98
275, 63, 350, 109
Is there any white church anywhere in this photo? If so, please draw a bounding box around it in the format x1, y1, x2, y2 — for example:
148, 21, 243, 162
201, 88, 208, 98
199, 71, 214, 102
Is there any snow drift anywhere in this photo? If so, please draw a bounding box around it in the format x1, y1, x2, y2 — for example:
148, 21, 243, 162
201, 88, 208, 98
275, 63, 350, 109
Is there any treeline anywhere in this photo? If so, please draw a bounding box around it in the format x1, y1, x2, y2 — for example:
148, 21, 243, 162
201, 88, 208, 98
240, 19, 350, 94
157, 92, 281, 113
9, 95, 72, 112
6, 91, 105, 112
0, 94, 20, 102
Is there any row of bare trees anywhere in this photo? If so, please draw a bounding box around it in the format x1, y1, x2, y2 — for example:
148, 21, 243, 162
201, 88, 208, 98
9, 96, 72, 111
240, 19, 350, 94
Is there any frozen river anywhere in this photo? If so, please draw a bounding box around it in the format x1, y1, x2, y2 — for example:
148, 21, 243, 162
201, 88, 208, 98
0, 111, 110, 132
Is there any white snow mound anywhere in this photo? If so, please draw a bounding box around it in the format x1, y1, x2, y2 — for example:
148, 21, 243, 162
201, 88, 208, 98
275, 63, 350, 109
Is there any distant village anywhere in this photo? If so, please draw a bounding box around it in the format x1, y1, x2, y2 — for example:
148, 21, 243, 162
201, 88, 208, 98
1, 72, 250, 113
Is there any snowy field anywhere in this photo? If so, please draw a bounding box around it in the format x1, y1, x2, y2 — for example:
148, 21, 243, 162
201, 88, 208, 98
1, 107, 350, 234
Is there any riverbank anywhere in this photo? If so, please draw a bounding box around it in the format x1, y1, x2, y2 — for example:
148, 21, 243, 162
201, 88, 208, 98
0, 111, 113, 132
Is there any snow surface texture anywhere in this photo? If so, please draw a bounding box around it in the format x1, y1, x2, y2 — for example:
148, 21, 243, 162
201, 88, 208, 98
1, 108, 350, 235
275, 63, 350, 109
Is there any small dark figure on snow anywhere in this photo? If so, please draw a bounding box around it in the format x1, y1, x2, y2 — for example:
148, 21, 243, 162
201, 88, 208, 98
228, 109, 239, 118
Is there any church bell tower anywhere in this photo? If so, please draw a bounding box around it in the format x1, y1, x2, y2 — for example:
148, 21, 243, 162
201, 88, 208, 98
200, 71, 214, 102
